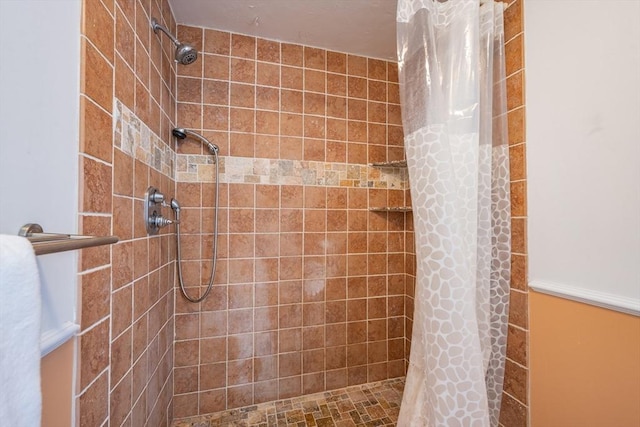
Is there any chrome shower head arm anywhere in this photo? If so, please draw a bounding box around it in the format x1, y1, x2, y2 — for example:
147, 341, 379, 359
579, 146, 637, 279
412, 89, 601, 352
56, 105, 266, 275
151, 17, 180, 46
151, 17, 197, 65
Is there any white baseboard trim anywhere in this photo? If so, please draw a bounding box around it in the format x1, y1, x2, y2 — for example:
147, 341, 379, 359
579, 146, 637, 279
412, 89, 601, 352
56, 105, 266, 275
529, 280, 640, 317
41, 321, 79, 357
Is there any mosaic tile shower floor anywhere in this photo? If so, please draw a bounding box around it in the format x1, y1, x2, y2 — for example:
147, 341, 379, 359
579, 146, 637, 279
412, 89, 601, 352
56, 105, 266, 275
172, 377, 405, 427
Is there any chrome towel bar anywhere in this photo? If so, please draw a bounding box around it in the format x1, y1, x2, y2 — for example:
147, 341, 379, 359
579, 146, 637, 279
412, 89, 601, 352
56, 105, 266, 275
18, 223, 119, 256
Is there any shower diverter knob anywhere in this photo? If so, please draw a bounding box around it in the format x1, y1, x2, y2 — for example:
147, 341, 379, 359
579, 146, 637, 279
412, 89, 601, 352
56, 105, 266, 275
145, 186, 174, 235
149, 191, 165, 203
152, 216, 179, 228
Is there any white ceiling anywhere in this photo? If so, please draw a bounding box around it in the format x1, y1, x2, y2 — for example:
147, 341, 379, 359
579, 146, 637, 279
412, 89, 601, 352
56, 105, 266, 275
168, 0, 398, 60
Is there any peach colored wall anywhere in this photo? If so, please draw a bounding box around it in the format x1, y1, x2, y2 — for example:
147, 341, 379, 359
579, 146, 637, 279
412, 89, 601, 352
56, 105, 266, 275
41, 339, 75, 427
530, 292, 640, 426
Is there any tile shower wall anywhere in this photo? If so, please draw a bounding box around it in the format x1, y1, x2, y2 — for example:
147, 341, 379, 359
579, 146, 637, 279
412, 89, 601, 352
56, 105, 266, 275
76, 0, 178, 425
171, 27, 412, 419
500, 0, 529, 426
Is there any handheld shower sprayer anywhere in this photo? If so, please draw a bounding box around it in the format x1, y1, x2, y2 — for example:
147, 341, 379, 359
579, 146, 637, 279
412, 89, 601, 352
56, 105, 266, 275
172, 128, 219, 155
151, 18, 198, 65
172, 126, 220, 303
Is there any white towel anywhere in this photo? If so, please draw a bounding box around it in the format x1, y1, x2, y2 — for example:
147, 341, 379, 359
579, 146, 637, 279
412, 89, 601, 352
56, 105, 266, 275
0, 235, 42, 426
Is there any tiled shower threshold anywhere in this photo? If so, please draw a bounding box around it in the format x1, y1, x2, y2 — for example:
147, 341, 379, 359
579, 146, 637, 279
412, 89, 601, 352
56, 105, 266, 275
172, 377, 405, 427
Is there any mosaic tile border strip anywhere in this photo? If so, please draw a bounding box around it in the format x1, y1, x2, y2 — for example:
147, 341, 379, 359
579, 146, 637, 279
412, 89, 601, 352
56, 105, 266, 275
113, 98, 175, 178
172, 377, 405, 427
177, 154, 409, 189
111, 97, 405, 189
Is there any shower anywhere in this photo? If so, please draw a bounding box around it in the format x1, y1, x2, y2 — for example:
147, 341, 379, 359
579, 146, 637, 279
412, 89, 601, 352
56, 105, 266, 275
172, 128, 220, 303
150, 17, 198, 65
172, 128, 218, 154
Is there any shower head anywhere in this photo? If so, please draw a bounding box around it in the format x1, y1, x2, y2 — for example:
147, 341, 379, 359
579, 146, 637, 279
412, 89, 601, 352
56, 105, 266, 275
175, 44, 197, 65
172, 127, 219, 155
151, 17, 198, 65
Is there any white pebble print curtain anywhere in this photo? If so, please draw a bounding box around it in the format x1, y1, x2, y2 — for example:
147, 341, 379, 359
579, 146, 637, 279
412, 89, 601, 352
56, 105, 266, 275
396, 0, 511, 425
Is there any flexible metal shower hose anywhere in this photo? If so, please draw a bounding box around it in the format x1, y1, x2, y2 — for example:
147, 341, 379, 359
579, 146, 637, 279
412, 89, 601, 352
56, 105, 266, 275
175, 150, 219, 303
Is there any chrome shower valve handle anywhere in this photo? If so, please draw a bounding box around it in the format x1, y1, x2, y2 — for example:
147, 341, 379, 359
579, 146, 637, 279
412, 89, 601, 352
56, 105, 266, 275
149, 191, 165, 204
151, 215, 179, 228
144, 186, 178, 235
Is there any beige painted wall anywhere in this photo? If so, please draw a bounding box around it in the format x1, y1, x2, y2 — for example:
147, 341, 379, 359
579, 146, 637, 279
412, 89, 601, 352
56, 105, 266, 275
530, 291, 640, 427
41, 339, 75, 427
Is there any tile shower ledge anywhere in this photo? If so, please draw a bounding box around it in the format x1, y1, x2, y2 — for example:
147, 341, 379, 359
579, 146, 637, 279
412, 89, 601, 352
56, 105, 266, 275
370, 160, 407, 168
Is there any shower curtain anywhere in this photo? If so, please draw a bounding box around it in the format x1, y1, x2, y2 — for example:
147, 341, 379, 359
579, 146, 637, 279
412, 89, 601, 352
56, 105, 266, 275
396, 0, 511, 425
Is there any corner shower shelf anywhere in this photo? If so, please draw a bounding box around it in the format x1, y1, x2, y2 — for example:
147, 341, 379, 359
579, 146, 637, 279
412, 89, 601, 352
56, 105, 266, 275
370, 160, 407, 168
369, 161, 410, 212
369, 207, 412, 212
